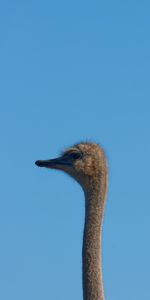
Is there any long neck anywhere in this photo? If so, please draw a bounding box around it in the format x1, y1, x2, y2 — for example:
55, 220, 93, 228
82, 172, 107, 300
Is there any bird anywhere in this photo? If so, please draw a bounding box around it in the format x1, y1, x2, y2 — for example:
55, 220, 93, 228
35, 142, 108, 300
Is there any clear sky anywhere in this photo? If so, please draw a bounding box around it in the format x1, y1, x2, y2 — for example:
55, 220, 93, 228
0, 1, 150, 299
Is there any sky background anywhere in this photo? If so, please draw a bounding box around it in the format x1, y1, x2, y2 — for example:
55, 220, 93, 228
0, 1, 150, 299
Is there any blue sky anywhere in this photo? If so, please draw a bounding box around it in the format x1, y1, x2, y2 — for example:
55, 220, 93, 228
0, 1, 150, 299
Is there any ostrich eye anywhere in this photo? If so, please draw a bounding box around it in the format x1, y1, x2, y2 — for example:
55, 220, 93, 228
70, 152, 82, 160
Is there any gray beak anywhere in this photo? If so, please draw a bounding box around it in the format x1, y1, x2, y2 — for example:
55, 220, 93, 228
35, 157, 71, 169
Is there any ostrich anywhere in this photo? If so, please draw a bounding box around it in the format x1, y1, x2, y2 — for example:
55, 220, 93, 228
35, 142, 108, 300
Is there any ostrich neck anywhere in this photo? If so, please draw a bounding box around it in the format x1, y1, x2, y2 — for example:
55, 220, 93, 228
82, 174, 107, 300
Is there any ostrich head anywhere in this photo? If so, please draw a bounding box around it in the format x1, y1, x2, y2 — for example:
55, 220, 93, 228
35, 142, 106, 190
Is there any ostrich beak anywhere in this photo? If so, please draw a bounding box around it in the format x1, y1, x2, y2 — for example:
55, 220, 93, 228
35, 156, 70, 169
